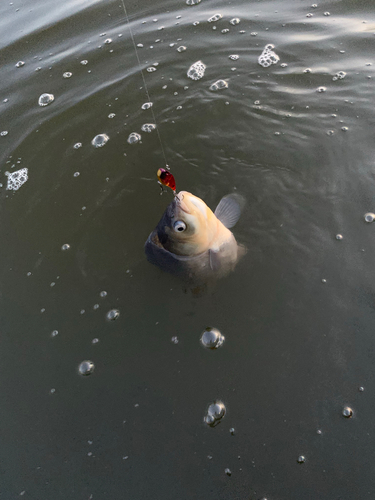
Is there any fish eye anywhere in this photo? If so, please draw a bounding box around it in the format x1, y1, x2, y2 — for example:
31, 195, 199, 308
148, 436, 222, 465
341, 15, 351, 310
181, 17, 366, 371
173, 220, 187, 232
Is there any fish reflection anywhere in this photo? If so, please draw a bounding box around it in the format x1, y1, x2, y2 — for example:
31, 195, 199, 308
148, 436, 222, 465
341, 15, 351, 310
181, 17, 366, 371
145, 191, 245, 282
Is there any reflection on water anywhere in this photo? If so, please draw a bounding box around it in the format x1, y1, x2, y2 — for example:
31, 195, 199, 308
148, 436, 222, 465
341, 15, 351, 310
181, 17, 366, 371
1, 0, 375, 498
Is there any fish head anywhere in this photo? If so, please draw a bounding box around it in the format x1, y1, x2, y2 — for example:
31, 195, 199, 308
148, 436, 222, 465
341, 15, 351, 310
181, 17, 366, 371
156, 191, 218, 256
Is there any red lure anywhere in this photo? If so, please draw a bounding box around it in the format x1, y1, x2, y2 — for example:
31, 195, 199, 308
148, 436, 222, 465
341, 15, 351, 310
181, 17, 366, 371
157, 168, 176, 193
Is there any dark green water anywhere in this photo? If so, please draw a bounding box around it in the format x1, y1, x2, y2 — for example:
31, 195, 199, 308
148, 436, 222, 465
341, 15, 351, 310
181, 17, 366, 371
1, 0, 375, 498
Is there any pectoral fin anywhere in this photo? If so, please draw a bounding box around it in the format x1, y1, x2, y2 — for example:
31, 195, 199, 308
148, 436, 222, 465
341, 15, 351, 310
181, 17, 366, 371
214, 194, 244, 228
209, 249, 221, 271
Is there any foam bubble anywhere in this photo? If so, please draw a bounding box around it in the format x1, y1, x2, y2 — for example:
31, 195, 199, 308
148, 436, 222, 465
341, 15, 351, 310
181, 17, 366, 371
209, 79, 228, 91
258, 44, 280, 68
5, 168, 28, 191
141, 102, 153, 109
204, 400, 226, 427
229, 55, 239, 60
78, 360, 95, 376
38, 93, 54, 106
106, 309, 120, 320
332, 71, 346, 81
127, 132, 141, 144
91, 134, 109, 148
186, 0, 201, 4
147, 67, 157, 72
1, 131, 8, 136
141, 123, 156, 133
229, 18, 240, 25
201, 327, 225, 349
208, 14, 222, 22
187, 60, 206, 80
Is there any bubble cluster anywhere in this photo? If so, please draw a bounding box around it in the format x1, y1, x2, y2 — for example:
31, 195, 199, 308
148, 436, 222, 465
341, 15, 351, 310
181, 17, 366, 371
201, 327, 225, 349
364, 212, 375, 223
186, 0, 201, 4
1, 131, 9, 136
91, 134, 109, 148
38, 93, 55, 106
204, 400, 226, 426
258, 44, 280, 68
78, 360, 95, 376
208, 14, 222, 22
171, 336, 179, 344
141, 123, 156, 133
127, 132, 141, 144
106, 309, 120, 321
187, 60, 206, 80
147, 67, 157, 73
5, 168, 28, 191
141, 102, 153, 110
229, 55, 239, 60
332, 71, 346, 81
209, 79, 228, 91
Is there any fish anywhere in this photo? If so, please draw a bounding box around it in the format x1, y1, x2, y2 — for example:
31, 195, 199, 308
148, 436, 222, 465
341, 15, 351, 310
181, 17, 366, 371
144, 191, 245, 282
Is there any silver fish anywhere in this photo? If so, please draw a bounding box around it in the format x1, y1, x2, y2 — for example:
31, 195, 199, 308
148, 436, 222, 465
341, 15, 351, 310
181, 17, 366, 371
145, 191, 245, 281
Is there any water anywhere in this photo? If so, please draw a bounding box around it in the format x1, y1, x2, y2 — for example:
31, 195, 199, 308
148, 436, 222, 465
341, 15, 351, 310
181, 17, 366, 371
1, 0, 375, 498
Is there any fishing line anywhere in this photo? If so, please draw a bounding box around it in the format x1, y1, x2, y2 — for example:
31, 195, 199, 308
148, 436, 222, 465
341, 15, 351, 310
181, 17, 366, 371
120, 0, 169, 169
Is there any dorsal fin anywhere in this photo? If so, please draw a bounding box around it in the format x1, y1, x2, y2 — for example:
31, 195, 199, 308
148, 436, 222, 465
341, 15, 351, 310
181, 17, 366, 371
214, 194, 244, 229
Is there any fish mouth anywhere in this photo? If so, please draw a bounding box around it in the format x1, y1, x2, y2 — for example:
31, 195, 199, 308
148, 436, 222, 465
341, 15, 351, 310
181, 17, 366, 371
174, 192, 190, 214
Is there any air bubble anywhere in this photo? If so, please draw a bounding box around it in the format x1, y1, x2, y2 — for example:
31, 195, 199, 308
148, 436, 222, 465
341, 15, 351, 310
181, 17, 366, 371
100, 291, 107, 298
204, 400, 226, 426
61, 243, 70, 250
297, 456, 306, 464
147, 67, 157, 73
108, 113, 115, 118
229, 18, 240, 25
105, 38, 112, 44
250, 32, 258, 36
306, 13, 313, 17
323, 11, 330, 16
229, 427, 235, 435
51, 330, 58, 337
326, 130, 334, 136
5, 168, 28, 191
336, 234, 343, 240
280, 63, 288, 68
221, 29, 229, 34
177, 46, 186, 52
341, 126, 348, 132
171, 336, 179, 344
38, 93, 54, 106
333, 71, 346, 81
80, 60, 88, 65
193, 21, 199, 26
364, 212, 375, 223
91, 134, 109, 148
141, 123, 156, 133
141, 102, 153, 110
342, 406, 353, 418
304, 68, 312, 73
16, 61, 25, 68
225, 468, 232, 476
229, 55, 239, 60
137, 43, 143, 48
78, 360, 95, 376
187, 60, 206, 80
93, 304, 99, 310
63, 72, 72, 78
127, 132, 141, 144
74, 172, 80, 177
359, 386, 364, 392
208, 14, 223, 22
92, 338, 99, 344
209, 79, 228, 91
258, 44, 280, 68
106, 309, 120, 320
201, 327, 225, 349
1, 131, 8, 136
